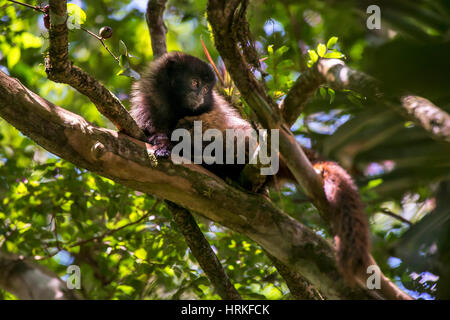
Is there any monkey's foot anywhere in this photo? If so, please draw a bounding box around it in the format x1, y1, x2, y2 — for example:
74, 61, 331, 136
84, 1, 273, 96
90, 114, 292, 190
154, 145, 171, 158
147, 133, 172, 158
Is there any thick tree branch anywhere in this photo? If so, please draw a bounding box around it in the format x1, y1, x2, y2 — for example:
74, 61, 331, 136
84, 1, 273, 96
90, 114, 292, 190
45, 0, 146, 141
0, 251, 80, 299
0, 70, 377, 299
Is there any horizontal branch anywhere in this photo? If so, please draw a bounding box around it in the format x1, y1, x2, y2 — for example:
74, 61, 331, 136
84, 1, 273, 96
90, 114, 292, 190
400, 95, 450, 143
0, 70, 375, 300
316, 59, 450, 143
0, 251, 80, 299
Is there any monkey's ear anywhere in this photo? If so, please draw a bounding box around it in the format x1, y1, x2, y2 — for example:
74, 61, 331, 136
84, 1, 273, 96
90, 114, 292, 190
162, 58, 176, 86
166, 57, 177, 73
165, 58, 177, 86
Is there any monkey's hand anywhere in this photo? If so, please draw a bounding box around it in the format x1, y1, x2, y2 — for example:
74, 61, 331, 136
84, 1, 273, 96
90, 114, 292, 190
148, 133, 172, 158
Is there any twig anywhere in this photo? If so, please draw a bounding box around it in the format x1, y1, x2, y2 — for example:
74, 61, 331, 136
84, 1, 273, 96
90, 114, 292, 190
381, 208, 413, 227
6, 0, 45, 13
80, 27, 120, 63
200, 37, 224, 86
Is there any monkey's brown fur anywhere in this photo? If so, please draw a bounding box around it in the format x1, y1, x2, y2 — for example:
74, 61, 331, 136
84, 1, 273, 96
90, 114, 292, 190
130, 52, 371, 285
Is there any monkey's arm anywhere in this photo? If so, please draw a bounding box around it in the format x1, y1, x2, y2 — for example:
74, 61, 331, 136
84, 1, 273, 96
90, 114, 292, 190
130, 105, 172, 158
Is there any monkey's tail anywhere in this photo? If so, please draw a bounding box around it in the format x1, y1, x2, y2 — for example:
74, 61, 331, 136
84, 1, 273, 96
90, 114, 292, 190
313, 161, 371, 285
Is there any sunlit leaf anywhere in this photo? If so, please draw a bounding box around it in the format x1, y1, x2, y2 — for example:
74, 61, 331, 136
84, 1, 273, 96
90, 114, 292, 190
327, 36, 338, 49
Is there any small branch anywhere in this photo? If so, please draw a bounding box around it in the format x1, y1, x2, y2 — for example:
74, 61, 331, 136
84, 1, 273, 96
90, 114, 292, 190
316, 59, 450, 143
201, 37, 225, 86
45, 0, 146, 141
380, 208, 413, 227
165, 201, 241, 300
146, 0, 168, 59
401, 96, 450, 143
7, 0, 46, 13
80, 27, 120, 63
0, 251, 80, 299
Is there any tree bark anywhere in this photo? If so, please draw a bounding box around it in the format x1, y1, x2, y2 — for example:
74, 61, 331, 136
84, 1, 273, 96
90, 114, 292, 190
0, 251, 80, 300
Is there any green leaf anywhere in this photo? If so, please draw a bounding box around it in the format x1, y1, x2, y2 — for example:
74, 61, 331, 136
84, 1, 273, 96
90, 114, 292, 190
347, 94, 363, 106
134, 248, 147, 260
117, 67, 141, 80
328, 88, 335, 104
324, 51, 345, 59
366, 178, 383, 189
327, 36, 338, 49
119, 53, 130, 69
308, 50, 318, 63
275, 45, 289, 57
319, 87, 327, 99
317, 43, 326, 57
21, 32, 43, 49
7, 46, 20, 69
118, 40, 128, 56
277, 59, 294, 70
117, 285, 135, 295
67, 3, 86, 29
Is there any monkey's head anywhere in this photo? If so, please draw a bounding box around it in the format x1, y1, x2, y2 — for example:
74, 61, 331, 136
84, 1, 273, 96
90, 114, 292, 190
156, 52, 216, 115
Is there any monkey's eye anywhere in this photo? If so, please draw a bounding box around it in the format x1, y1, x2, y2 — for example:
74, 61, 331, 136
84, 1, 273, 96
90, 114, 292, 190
191, 78, 200, 89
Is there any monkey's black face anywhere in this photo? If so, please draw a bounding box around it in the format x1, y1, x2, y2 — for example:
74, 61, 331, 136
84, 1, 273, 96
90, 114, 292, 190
183, 77, 212, 109
162, 52, 216, 116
